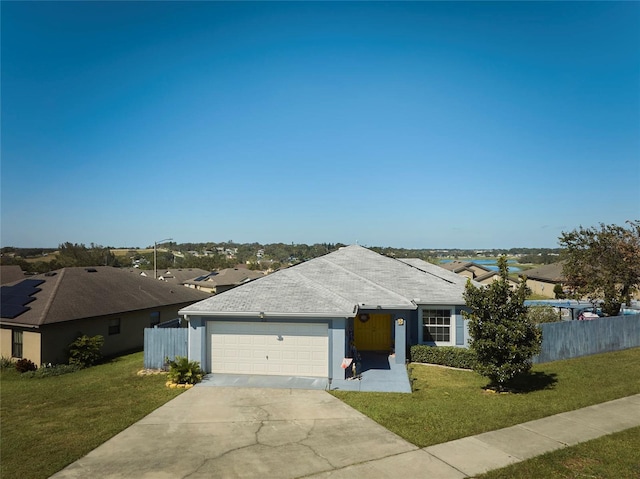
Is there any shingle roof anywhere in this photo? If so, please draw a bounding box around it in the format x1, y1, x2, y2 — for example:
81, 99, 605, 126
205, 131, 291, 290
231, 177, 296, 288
439, 260, 492, 274
153, 268, 210, 284
1, 267, 211, 327
182, 268, 264, 288
521, 262, 566, 283
0, 265, 25, 285
181, 245, 472, 317
396, 258, 470, 285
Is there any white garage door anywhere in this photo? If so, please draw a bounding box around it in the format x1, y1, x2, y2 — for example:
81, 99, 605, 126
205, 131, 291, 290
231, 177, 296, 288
208, 321, 329, 377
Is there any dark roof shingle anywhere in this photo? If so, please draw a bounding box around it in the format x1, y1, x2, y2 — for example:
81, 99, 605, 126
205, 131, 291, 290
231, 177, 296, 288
1, 267, 210, 327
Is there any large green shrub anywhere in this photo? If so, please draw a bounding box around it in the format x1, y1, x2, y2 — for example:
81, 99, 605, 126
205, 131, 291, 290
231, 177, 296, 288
68, 335, 104, 368
410, 345, 477, 369
166, 356, 203, 385
464, 256, 542, 390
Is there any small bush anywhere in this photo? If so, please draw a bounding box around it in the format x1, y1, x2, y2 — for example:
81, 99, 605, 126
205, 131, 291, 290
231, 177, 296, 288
0, 355, 15, 370
553, 284, 566, 299
15, 358, 37, 373
21, 364, 82, 379
166, 356, 203, 385
528, 305, 562, 324
68, 335, 104, 368
410, 345, 476, 369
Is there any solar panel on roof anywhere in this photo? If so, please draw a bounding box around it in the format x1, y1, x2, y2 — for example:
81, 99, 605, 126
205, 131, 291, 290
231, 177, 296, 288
0, 293, 35, 306
0, 278, 44, 319
6, 285, 41, 295
1, 303, 29, 319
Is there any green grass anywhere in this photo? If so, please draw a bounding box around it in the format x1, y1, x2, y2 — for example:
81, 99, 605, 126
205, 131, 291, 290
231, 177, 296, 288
478, 426, 640, 479
0, 352, 184, 479
331, 347, 640, 447
2, 349, 639, 479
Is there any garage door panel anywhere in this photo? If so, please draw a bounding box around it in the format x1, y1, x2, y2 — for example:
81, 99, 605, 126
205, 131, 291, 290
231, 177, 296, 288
282, 351, 296, 360
208, 321, 328, 377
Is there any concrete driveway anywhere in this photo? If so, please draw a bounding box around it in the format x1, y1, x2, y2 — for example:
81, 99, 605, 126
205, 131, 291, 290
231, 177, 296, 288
50, 387, 429, 479
50, 386, 640, 478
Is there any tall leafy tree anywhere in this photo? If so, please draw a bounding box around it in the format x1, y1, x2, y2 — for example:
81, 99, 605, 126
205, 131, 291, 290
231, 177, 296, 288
559, 221, 640, 316
463, 257, 542, 390
57, 242, 120, 268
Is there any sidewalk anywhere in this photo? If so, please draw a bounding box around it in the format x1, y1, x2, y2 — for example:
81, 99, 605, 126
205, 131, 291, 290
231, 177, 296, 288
306, 393, 640, 478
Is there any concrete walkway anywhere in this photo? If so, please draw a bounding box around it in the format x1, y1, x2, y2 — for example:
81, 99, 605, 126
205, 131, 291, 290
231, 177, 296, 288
198, 352, 412, 393
330, 352, 412, 393
50, 390, 640, 479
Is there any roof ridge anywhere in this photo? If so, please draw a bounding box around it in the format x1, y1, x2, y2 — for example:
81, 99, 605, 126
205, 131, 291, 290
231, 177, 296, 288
39, 268, 66, 326
317, 254, 414, 306
285, 266, 358, 313
394, 258, 457, 285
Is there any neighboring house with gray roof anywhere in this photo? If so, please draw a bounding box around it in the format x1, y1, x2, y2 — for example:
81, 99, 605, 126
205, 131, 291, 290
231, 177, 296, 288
0, 267, 210, 365
182, 268, 265, 294
520, 262, 566, 298
439, 260, 493, 279
436, 260, 520, 289
473, 270, 521, 289
134, 268, 210, 285
180, 245, 475, 383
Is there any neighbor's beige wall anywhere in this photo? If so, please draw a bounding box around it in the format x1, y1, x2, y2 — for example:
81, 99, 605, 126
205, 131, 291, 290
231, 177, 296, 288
0, 328, 11, 358
24, 331, 41, 365
0, 328, 42, 365
468, 265, 487, 276
526, 279, 555, 298
40, 303, 192, 364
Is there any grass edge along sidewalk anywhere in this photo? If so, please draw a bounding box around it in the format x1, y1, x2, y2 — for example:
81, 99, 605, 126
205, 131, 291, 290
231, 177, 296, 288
331, 347, 640, 447
478, 425, 640, 479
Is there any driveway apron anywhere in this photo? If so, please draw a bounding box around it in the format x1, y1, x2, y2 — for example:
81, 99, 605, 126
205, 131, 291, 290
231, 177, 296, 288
49, 387, 423, 479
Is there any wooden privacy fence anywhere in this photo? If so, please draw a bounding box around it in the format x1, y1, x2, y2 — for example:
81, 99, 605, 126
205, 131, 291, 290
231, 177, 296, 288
533, 314, 640, 364
143, 328, 188, 369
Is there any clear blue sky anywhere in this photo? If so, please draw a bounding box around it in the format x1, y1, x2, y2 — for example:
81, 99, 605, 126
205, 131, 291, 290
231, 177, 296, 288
2, 1, 638, 249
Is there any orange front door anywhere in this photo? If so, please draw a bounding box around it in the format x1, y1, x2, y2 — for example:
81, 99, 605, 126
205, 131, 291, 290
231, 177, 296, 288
354, 314, 392, 351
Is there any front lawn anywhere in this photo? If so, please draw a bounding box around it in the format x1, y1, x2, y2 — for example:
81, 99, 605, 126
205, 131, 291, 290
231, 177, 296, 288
331, 347, 640, 447
3, 349, 639, 479
0, 352, 183, 479
478, 426, 640, 479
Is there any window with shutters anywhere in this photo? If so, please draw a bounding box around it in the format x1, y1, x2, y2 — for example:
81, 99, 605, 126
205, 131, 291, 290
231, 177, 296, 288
419, 308, 454, 345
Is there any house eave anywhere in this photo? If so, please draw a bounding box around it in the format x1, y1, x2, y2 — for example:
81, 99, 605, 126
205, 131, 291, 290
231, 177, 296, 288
413, 300, 466, 306
0, 320, 40, 329
180, 310, 356, 320
356, 303, 417, 311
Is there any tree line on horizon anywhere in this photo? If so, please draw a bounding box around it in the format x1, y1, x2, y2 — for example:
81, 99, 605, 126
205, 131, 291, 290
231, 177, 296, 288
2, 241, 563, 275
1, 220, 638, 316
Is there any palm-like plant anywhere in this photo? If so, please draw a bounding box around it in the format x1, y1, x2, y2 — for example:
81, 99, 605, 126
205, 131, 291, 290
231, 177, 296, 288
166, 356, 204, 385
